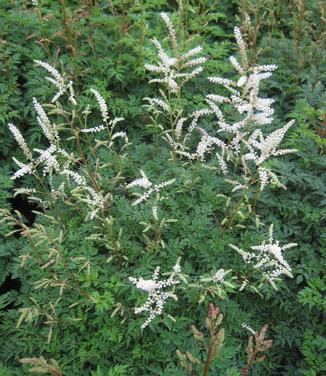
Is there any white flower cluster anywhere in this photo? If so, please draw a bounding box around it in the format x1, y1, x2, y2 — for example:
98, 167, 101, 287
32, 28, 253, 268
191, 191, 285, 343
244, 120, 297, 166
129, 264, 180, 328
242, 120, 298, 190
7, 64, 119, 220
200, 268, 232, 286
81, 90, 127, 151
178, 25, 297, 189
81, 125, 105, 133
230, 224, 296, 289
177, 128, 227, 167
145, 13, 206, 95
8, 117, 64, 181
90, 89, 108, 123
8, 89, 73, 181
126, 170, 175, 206
242, 322, 256, 335
34, 60, 76, 104
213, 268, 225, 283
143, 19, 296, 186
59, 169, 108, 220
207, 30, 278, 132
8, 124, 33, 161
33, 98, 59, 143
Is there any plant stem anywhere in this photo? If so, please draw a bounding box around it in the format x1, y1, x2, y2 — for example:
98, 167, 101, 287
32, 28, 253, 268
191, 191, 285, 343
167, 89, 177, 176
60, 0, 77, 57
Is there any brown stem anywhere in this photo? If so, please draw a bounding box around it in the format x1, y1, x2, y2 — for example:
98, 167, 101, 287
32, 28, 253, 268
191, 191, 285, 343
202, 340, 213, 376
60, 0, 76, 57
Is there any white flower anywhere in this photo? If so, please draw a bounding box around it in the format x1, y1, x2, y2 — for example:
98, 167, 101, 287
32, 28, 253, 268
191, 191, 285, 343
129, 266, 180, 328
136, 279, 158, 291
214, 269, 225, 283
234, 26, 248, 68
230, 56, 245, 75
144, 97, 170, 112
245, 120, 297, 165
90, 89, 108, 123
126, 171, 175, 206
126, 170, 152, 189
34, 60, 67, 103
160, 13, 178, 50
237, 75, 247, 87
61, 170, 86, 186
173, 264, 181, 274
207, 76, 235, 87
145, 15, 206, 95
11, 163, 33, 180
242, 323, 256, 335
205, 25, 280, 146
33, 98, 59, 143
81, 125, 105, 133
8, 123, 33, 160
182, 46, 203, 59
230, 225, 296, 288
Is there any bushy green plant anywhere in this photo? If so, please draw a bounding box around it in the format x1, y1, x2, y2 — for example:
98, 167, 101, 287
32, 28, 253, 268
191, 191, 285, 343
0, 1, 325, 376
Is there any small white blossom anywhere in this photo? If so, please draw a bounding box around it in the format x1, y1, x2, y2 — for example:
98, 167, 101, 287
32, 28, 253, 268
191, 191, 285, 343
126, 170, 152, 189
206, 94, 229, 103
136, 279, 158, 292
230, 55, 245, 75
152, 206, 158, 221
182, 57, 207, 68
207, 76, 235, 87
175, 117, 187, 140
14, 187, 36, 196
237, 75, 247, 87
173, 263, 181, 274
181, 46, 203, 59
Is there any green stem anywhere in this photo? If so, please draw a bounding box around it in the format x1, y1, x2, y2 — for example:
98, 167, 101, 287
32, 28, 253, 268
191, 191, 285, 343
223, 190, 247, 231
167, 89, 177, 176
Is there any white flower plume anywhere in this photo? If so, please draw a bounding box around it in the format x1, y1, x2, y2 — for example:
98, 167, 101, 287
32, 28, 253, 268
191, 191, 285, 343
126, 170, 175, 206
129, 265, 180, 328
230, 224, 297, 289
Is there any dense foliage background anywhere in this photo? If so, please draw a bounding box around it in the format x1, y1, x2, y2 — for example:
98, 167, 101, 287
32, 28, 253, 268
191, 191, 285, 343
0, 1, 325, 375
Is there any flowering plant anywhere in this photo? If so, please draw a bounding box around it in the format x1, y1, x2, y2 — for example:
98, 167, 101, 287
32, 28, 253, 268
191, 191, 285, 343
0, 4, 315, 376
